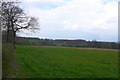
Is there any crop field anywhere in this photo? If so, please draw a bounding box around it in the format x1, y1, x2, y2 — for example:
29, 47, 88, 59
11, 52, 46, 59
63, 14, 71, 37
16, 45, 118, 78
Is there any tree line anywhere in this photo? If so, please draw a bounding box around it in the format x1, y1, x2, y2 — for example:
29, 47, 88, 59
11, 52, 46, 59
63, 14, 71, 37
15, 37, 119, 49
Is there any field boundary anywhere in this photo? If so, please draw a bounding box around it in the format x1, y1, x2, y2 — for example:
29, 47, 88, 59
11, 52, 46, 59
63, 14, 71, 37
32, 46, 119, 51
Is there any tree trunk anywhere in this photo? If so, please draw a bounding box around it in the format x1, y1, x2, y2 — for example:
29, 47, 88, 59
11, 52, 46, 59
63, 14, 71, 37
6, 21, 10, 43
13, 31, 16, 49
6, 28, 9, 43
10, 16, 16, 49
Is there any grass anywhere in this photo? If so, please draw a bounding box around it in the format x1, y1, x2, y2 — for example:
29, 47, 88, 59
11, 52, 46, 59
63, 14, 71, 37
2, 44, 17, 78
16, 45, 118, 78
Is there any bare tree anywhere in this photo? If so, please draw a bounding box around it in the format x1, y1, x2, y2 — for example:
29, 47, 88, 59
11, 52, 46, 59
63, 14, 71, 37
1, 2, 39, 48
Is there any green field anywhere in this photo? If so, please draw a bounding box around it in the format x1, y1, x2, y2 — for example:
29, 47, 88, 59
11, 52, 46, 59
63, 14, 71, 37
16, 45, 118, 78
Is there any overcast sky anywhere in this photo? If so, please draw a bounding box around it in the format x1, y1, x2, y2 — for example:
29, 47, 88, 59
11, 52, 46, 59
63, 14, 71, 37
19, 0, 118, 42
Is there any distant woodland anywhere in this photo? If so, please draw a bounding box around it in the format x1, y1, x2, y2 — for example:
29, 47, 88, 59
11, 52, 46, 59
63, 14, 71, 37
5, 36, 118, 49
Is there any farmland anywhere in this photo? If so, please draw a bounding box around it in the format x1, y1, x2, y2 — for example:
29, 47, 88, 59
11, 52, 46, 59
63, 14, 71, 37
16, 45, 118, 78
